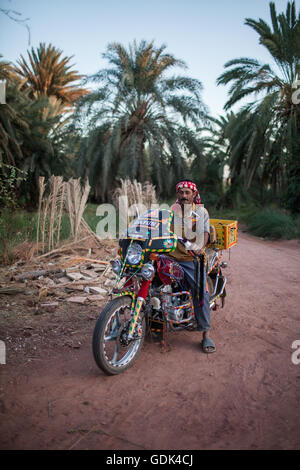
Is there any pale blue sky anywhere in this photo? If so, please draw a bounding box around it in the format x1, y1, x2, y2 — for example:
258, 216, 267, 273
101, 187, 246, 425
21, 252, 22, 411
0, 0, 296, 117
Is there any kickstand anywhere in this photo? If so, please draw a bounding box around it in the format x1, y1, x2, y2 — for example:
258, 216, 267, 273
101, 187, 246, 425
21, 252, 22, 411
159, 323, 171, 353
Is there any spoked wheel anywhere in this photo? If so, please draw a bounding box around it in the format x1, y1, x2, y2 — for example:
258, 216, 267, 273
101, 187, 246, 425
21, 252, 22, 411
92, 296, 146, 375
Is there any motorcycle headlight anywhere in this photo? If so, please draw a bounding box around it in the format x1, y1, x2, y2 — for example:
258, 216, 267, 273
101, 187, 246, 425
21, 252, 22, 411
140, 263, 155, 280
110, 259, 122, 275
127, 243, 143, 265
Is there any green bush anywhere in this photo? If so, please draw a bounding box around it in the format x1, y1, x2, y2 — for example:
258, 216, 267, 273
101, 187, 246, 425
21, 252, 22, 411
209, 204, 258, 224
82, 203, 101, 232
247, 208, 297, 240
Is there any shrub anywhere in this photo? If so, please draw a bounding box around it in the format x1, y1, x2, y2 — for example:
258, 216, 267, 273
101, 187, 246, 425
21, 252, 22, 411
247, 208, 296, 240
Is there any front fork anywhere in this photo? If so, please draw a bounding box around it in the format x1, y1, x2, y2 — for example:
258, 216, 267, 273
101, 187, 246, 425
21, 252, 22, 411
127, 279, 152, 339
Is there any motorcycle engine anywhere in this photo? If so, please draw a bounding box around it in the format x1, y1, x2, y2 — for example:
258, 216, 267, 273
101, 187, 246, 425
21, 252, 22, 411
161, 285, 186, 322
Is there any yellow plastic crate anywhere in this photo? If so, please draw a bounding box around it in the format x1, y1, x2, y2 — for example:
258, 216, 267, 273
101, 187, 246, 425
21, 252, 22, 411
209, 219, 238, 250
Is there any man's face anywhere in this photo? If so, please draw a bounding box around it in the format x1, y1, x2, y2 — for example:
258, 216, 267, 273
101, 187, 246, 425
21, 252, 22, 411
177, 188, 195, 205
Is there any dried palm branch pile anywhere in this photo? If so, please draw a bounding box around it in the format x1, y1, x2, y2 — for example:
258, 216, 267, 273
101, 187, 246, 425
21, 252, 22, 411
1, 241, 119, 311
0, 179, 158, 311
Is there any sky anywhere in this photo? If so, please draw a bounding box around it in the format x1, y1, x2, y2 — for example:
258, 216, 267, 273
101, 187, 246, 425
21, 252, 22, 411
0, 0, 297, 118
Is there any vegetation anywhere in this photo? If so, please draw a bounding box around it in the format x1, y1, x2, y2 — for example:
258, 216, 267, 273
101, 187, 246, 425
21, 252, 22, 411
0, 1, 300, 256
215, 1, 300, 212
15, 43, 89, 112
246, 208, 297, 239
73, 40, 209, 201
0, 203, 101, 264
0, 163, 27, 262
210, 205, 300, 240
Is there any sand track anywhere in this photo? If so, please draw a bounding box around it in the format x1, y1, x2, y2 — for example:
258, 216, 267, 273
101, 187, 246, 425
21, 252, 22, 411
0, 232, 300, 450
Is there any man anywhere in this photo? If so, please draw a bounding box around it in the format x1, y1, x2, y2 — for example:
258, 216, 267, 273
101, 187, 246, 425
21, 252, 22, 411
168, 179, 216, 353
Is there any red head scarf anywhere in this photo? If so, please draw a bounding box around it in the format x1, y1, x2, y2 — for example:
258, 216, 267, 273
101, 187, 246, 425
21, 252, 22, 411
175, 180, 201, 205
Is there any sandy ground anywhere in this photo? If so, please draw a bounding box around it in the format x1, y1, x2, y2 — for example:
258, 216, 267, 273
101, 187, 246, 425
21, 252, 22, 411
0, 231, 300, 450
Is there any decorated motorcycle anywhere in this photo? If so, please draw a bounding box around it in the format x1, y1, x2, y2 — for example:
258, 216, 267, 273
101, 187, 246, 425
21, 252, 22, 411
92, 208, 237, 375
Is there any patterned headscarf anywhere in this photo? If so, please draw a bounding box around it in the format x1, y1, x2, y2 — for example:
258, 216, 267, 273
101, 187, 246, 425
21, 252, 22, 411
175, 180, 201, 205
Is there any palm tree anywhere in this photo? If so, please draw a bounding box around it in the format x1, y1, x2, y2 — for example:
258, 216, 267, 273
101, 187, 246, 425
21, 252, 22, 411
75, 40, 208, 201
0, 54, 15, 81
217, 1, 300, 211
0, 57, 28, 166
217, 2, 300, 111
0, 71, 76, 207
210, 109, 275, 207
15, 43, 89, 111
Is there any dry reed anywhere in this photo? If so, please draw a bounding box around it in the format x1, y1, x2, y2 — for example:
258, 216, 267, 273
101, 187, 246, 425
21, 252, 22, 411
113, 178, 157, 207
113, 178, 157, 227
36, 176, 96, 256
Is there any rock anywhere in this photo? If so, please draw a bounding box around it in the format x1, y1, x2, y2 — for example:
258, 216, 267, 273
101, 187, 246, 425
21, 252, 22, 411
43, 278, 56, 287
14, 268, 63, 282
23, 290, 37, 296
66, 296, 88, 304
90, 264, 106, 271
66, 272, 84, 281
104, 268, 114, 277
40, 302, 59, 313
104, 279, 115, 288
80, 275, 97, 281
89, 286, 107, 295
80, 269, 98, 279
65, 341, 81, 349
0, 287, 29, 295
65, 285, 84, 292
58, 276, 71, 284
89, 295, 105, 301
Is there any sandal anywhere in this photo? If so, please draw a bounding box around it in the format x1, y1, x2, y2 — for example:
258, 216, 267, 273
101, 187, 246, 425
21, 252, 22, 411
201, 337, 216, 354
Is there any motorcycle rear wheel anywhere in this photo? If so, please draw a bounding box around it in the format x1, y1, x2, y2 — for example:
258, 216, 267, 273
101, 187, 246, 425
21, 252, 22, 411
92, 296, 146, 375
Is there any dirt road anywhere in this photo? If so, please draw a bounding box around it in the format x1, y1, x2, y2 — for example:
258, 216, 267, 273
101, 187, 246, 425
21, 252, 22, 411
0, 232, 300, 450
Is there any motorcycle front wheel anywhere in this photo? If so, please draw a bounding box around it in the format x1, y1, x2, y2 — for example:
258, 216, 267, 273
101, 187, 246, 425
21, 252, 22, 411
92, 296, 146, 375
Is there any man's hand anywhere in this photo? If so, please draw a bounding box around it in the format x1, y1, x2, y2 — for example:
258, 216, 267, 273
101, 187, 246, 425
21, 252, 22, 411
191, 232, 209, 255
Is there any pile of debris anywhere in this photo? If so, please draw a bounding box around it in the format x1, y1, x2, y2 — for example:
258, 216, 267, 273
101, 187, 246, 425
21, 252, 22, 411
0, 177, 159, 314
0, 237, 119, 314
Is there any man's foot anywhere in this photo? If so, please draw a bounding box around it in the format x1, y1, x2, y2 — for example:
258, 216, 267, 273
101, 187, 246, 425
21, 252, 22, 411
201, 336, 216, 353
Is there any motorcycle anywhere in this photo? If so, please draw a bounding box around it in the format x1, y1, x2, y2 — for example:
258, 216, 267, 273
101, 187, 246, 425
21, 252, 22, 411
92, 208, 228, 375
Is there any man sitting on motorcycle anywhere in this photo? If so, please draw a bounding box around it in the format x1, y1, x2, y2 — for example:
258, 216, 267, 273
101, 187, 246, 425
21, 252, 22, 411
168, 179, 216, 354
